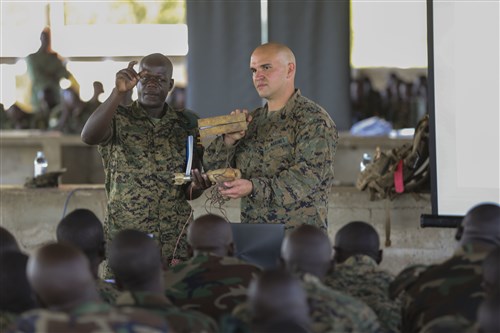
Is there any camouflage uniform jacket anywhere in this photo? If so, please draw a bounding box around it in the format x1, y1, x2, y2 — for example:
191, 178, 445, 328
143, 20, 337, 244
400, 243, 491, 333
98, 101, 200, 261
6, 301, 169, 333
164, 252, 261, 321
96, 278, 119, 304
232, 272, 381, 333
324, 255, 401, 332
115, 291, 218, 333
204, 90, 338, 230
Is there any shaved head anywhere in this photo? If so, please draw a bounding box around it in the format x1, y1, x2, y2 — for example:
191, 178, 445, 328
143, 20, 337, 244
108, 229, 162, 292
457, 203, 500, 247
0, 226, 20, 255
56, 209, 105, 275
139, 53, 173, 78
187, 214, 233, 257
334, 221, 382, 264
27, 243, 97, 310
281, 224, 333, 279
248, 269, 309, 329
252, 42, 296, 67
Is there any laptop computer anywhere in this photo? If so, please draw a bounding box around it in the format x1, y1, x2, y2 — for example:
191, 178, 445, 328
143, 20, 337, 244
230, 223, 285, 270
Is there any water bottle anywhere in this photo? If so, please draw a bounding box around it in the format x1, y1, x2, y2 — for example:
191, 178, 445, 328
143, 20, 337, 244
360, 153, 372, 172
34, 151, 48, 177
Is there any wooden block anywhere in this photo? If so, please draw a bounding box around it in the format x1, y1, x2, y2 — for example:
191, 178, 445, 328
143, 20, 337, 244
198, 113, 247, 138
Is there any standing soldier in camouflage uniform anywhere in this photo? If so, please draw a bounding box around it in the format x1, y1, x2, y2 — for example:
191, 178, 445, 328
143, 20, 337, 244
397, 203, 500, 333
10, 243, 170, 333
204, 42, 338, 231
327, 221, 401, 332
56, 209, 119, 304
81, 53, 212, 265
109, 229, 218, 333
232, 224, 381, 333
164, 214, 261, 321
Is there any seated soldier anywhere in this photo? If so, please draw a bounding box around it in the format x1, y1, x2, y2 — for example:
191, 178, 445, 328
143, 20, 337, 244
56, 208, 118, 303
327, 221, 401, 332
220, 269, 310, 333
0, 226, 21, 255
232, 224, 381, 333
109, 229, 218, 333
0, 252, 37, 331
398, 203, 500, 333
10, 243, 169, 333
164, 214, 261, 322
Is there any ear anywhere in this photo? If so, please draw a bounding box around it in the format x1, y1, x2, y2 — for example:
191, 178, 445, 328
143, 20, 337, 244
376, 249, 383, 265
287, 63, 295, 78
187, 244, 194, 258
169, 79, 175, 92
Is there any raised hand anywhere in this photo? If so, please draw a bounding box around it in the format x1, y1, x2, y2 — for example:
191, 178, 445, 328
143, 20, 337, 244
115, 61, 144, 93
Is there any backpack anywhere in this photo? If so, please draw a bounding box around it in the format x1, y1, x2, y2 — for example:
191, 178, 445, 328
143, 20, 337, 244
356, 114, 430, 200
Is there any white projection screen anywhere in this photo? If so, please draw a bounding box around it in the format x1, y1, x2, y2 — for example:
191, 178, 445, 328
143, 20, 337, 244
427, 0, 499, 219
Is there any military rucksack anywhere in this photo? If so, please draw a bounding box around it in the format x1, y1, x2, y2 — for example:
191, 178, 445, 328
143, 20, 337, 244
356, 114, 430, 200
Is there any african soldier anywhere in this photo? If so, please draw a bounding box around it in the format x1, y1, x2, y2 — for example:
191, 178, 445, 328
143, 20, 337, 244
204, 42, 338, 231
164, 214, 261, 321
327, 221, 401, 332
81, 53, 212, 264
56, 208, 119, 303
9, 243, 170, 333
232, 224, 381, 333
0, 252, 36, 332
109, 229, 218, 333
398, 203, 500, 333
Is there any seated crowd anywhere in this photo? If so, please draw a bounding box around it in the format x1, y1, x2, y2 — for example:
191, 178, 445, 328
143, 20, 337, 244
0, 202, 499, 333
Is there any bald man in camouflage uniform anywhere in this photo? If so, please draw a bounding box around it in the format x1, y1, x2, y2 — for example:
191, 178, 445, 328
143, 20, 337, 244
397, 203, 500, 333
204, 43, 338, 231
109, 229, 218, 333
327, 221, 401, 332
233, 225, 381, 333
82, 53, 211, 264
10, 243, 170, 333
164, 214, 261, 321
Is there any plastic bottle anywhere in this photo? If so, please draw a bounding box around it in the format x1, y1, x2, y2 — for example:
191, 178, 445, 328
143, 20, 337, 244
360, 153, 372, 172
34, 151, 48, 177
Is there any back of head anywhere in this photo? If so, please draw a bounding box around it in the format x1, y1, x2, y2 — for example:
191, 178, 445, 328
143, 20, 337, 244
56, 209, 105, 267
0, 226, 20, 255
457, 203, 500, 247
334, 221, 381, 264
27, 243, 96, 310
187, 214, 233, 257
248, 269, 309, 330
281, 224, 332, 278
0, 252, 36, 313
108, 229, 162, 292
482, 246, 500, 294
